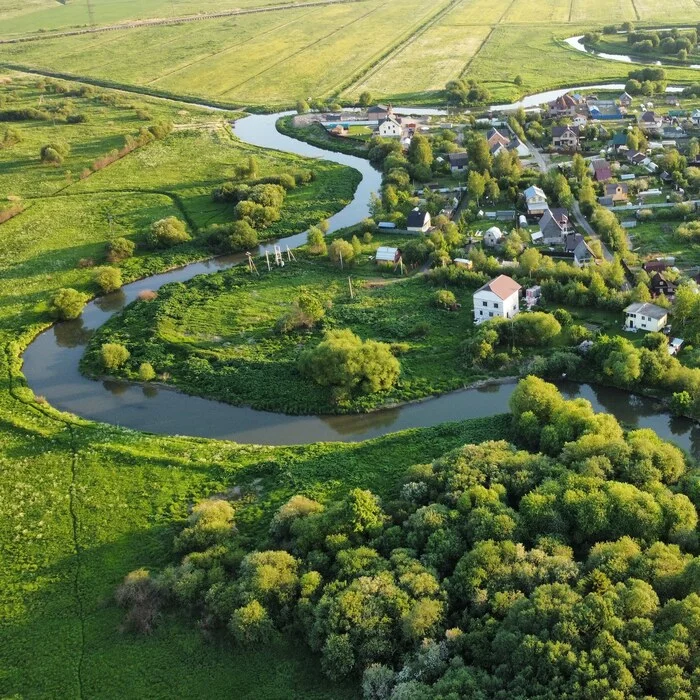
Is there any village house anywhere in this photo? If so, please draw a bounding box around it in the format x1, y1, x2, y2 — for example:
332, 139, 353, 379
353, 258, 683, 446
564, 232, 584, 254
609, 132, 629, 152
551, 125, 580, 152
573, 238, 596, 267
524, 185, 549, 216
619, 92, 633, 108
572, 114, 588, 129
367, 104, 391, 123
377, 115, 402, 138
624, 302, 668, 332
638, 110, 663, 133
643, 260, 668, 274
447, 152, 468, 172
329, 124, 348, 136
473, 274, 522, 324
650, 272, 677, 298
406, 208, 431, 233
538, 208, 571, 245
692, 109, 700, 126
483, 226, 504, 247
486, 127, 510, 149
507, 137, 530, 158
547, 93, 578, 118
599, 182, 629, 206
375, 246, 401, 264
591, 159, 613, 182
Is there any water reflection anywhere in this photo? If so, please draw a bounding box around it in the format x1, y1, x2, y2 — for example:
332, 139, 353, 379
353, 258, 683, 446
94, 290, 127, 313
323, 405, 402, 436
103, 379, 130, 396
142, 385, 159, 399
53, 318, 92, 348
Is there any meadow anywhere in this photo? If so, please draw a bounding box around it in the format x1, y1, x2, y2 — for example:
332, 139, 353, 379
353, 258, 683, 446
1, 0, 698, 108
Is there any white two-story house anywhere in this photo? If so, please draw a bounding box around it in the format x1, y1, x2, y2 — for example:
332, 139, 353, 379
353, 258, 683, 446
624, 302, 668, 332
473, 274, 522, 324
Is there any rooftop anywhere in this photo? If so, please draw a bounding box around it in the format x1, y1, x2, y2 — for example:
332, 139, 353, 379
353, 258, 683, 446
624, 302, 668, 319
476, 274, 522, 300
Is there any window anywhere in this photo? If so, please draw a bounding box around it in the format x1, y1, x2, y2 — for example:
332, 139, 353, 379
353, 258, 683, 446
489, 312, 493, 317
494, 303, 499, 308
482, 301, 487, 307
479, 310, 483, 316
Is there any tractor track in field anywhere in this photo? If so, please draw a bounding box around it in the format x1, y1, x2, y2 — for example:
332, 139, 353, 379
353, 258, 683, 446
459, 25, 496, 78
0, 0, 367, 44
337, 0, 460, 98
630, 0, 641, 22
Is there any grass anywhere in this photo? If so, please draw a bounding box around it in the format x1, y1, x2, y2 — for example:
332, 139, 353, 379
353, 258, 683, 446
628, 220, 700, 267
587, 33, 700, 68
80, 239, 492, 414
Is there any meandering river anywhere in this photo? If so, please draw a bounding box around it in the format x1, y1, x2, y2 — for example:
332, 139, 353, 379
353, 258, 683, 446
20, 106, 700, 454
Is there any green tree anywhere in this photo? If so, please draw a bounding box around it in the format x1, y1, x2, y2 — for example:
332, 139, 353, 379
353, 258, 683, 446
147, 216, 191, 248
106, 237, 135, 263
227, 220, 258, 252
101, 342, 130, 371
228, 601, 275, 646
408, 134, 433, 169
358, 91, 373, 107
572, 153, 587, 181
49, 287, 88, 320
95, 266, 122, 293
138, 362, 156, 381
307, 226, 327, 255
328, 239, 355, 267
467, 171, 486, 205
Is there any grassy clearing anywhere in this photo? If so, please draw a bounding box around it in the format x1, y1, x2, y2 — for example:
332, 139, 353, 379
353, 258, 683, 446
80, 239, 492, 414
628, 220, 700, 268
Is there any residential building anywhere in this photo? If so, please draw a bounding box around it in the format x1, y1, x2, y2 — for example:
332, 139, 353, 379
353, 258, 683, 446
406, 208, 431, 233
486, 128, 510, 149
619, 92, 633, 107
551, 125, 580, 151
524, 185, 548, 216
643, 260, 668, 274
591, 159, 612, 182
692, 109, 700, 126
367, 104, 391, 123
638, 110, 663, 133
547, 93, 578, 117
624, 302, 668, 332
473, 274, 522, 324
375, 246, 400, 264
507, 137, 530, 158
609, 132, 629, 151
650, 272, 676, 298
601, 182, 629, 205
572, 114, 588, 129
377, 115, 402, 137
483, 226, 504, 247
539, 209, 567, 245
573, 239, 596, 267
447, 152, 468, 172
564, 232, 584, 253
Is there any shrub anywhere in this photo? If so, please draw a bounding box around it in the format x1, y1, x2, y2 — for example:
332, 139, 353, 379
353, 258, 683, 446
277, 290, 325, 334
101, 343, 130, 371
228, 601, 275, 646
148, 121, 173, 140
106, 237, 135, 263
49, 287, 88, 320
138, 362, 156, 381
115, 568, 161, 635
328, 239, 355, 267
138, 289, 158, 302
40, 142, 69, 164
147, 216, 190, 248
95, 266, 122, 293
66, 113, 87, 124
553, 309, 573, 327
432, 289, 457, 309
307, 226, 327, 255
227, 220, 258, 252
298, 329, 400, 397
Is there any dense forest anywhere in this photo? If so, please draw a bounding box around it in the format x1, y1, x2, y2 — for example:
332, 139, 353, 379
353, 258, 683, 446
118, 378, 700, 699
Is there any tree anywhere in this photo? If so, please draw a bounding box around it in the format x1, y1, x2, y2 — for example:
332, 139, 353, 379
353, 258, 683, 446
227, 220, 258, 252
328, 239, 355, 267
467, 136, 492, 173
138, 362, 156, 381
519, 247, 541, 278
358, 91, 373, 107
467, 171, 486, 205
408, 134, 433, 169
101, 342, 130, 371
307, 226, 327, 255
106, 237, 135, 263
95, 266, 122, 293
572, 153, 587, 181
298, 329, 400, 397
229, 601, 275, 646
432, 290, 456, 309
49, 287, 88, 320
147, 216, 191, 248
296, 99, 310, 114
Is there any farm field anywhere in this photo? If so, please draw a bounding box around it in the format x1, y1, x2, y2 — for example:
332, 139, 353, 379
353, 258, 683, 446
1, 0, 698, 107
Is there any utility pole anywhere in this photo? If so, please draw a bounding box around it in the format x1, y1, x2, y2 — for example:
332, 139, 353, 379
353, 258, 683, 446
246, 251, 259, 275
265, 249, 271, 271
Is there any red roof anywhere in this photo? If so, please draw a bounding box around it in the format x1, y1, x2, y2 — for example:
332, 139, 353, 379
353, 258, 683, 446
477, 274, 522, 300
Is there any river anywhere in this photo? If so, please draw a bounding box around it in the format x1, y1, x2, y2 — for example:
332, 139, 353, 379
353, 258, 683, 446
19, 103, 700, 454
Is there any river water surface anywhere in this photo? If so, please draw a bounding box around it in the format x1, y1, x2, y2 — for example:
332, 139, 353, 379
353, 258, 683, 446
20, 106, 700, 454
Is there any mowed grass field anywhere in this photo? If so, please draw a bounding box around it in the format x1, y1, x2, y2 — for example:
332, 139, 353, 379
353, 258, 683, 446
1, 0, 699, 107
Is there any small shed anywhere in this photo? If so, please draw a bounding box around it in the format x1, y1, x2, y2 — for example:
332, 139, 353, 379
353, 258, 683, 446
668, 338, 684, 356
375, 246, 400, 263
453, 258, 473, 269
483, 226, 504, 247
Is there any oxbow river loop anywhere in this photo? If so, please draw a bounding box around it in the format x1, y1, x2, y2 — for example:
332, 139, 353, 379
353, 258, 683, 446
20, 107, 700, 453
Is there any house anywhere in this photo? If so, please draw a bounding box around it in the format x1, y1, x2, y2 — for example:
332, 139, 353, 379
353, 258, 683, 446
524, 185, 548, 216
627, 150, 647, 166
483, 226, 504, 247
692, 109, 700, 126
367, 104, 391, 123
572, 114, 588, 129
490, 142, 508, 157
539, 208, 567, 245
375, 246, 400, 264
588, 100, 622, 120
473, 274, 522, 324
551, 125, 580, 152
447, 152, 469, 172
564, 232, 584, 253
591, 159, 613, 182
602, 182, 629, 205
377, 115, 402, 138
663, 126, 687, 140
406, 208, 431, 233
329, 124, 348, 136
624, 302, 668, 332
547, 93, 578, 117
668, 338, 684, 356
650, 272, 676, 298
638, 111, 663, 133
573, 239, 596, 267
643, 260, 668, 274
619, 92, 633, 107
507, 137, 530, 158
610, 132, 629, 151
486, 128, 510, 149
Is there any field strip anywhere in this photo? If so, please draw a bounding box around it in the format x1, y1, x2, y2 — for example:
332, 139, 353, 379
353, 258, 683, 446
146, 10, 316, 86
0, 0, 368, 44
217, 2, 386, 97
568, 0, 574, 22
338, 0, 459, 98
459, 25, 496, 78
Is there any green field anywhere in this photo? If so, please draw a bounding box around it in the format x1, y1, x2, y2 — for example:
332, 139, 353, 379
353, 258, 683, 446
1, 0, 698, 108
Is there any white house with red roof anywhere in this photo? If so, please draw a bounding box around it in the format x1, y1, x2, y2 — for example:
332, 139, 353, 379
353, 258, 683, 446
473, 274, 522, 324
